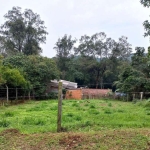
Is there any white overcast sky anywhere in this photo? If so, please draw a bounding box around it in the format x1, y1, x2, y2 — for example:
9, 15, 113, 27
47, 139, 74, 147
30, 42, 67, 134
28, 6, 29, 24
0, 0, 149, 58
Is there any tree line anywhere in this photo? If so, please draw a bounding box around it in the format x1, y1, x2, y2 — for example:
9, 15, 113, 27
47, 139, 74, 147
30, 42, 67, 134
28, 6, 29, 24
0, 0, 150, 99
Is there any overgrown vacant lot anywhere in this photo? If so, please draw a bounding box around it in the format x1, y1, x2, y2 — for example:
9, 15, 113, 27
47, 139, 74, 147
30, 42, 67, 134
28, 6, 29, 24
0, 99, 150, 150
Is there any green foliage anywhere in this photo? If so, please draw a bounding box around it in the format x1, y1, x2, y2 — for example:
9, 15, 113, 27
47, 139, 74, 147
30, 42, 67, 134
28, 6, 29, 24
144, 100, 150, 108
115, 47, 150, 93
3, 54, 59, 98
54, 34, 76, 80
140, 0, 150, 37
0, 7, 48, 56
0, 57, 6, 85
1, 66, 27, 87
46, 92, 58, 100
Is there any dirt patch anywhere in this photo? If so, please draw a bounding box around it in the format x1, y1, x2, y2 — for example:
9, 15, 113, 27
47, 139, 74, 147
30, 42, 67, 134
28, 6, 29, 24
59, 135, 83, 150
0, 128, 20, 135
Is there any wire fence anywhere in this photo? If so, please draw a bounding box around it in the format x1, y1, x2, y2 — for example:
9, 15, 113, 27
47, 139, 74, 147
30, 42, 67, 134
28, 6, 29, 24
1, 86, 150, 106
114, 92, 150, 101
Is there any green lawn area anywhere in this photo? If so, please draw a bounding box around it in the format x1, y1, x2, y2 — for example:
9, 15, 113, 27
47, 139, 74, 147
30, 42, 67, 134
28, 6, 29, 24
0, 99, 150, 134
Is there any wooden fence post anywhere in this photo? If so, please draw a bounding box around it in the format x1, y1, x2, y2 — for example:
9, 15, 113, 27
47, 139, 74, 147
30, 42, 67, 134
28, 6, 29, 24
140, 92, 143, 100
57, 82, 63, 132
6, 85, 9, 103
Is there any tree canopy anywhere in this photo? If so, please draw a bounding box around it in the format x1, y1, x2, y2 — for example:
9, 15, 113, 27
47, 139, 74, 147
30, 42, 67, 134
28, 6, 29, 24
0, 7, 48, 56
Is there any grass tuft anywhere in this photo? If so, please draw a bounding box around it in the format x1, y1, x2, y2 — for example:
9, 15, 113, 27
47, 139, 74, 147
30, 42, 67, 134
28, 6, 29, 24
3, 111, 14, 117
0, 119, 10, 127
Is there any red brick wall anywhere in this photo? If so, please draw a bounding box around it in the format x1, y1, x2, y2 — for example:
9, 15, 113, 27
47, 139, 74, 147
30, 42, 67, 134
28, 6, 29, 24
65, 89, 82, 100
65, 89, 111, 100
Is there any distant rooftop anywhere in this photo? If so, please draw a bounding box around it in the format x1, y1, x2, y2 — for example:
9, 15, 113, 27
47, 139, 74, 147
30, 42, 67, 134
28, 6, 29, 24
50, 79, 77, 89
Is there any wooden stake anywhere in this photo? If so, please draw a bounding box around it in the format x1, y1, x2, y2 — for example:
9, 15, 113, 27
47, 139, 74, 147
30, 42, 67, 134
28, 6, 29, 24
140, 92, 143, 101
6, 85, 9, 103
57, 82, 63, 132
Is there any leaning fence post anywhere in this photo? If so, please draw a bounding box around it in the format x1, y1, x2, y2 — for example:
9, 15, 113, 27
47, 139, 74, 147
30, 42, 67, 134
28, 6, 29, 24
57, 81, 63, 132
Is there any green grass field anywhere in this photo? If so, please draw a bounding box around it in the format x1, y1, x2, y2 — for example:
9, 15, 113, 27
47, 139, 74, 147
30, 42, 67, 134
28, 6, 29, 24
0, 99, 150, 150
0, 99, 150, 133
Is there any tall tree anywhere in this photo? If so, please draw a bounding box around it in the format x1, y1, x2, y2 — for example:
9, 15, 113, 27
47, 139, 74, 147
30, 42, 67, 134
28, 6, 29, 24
131, 47, 146, 69
75, 32, 107, 59
75, 33, 132, 88
54, 34, 76, 79
0, 7, 48, 56
111, 36, 132, 60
